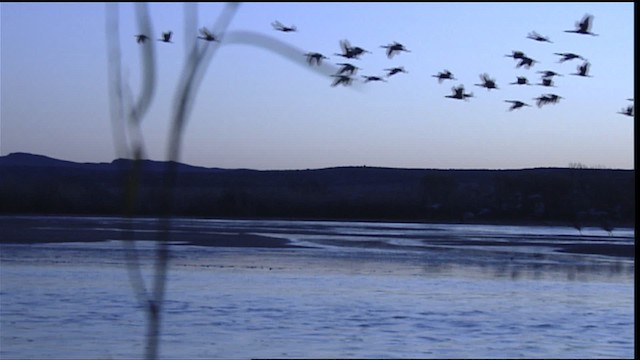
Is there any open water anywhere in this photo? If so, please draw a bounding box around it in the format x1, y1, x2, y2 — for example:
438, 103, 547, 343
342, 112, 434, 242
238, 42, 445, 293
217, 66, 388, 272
0, 216, 634, 359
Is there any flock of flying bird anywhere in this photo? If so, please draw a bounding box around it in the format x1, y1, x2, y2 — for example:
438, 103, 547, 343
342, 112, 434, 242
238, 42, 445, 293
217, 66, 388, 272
134, 14, 633, 117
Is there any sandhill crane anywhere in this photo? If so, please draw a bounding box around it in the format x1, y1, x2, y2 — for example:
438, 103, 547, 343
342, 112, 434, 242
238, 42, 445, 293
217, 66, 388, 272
380, 42, 410, 59
618, 104, 634, 117
475, 73, 498, 90
158, 31, 173, 43
505, 50, 526, 60
571, 61, 592, 77
432, 70, 456, 83
361, 75, 387, 83
335, 39, 370, 60
330, 74, 354, 87
304, 52, 329, 66
197, 27, 218, 42
554, 52, 584, 63
516, 56, 537, 69
565, 14, 598, 36
135, 34, 149, 44
445, 85, 473, 101
526, 31, 552, 43
505, 100, 531, 111
385, 66, 407, 77
509, 76, 531, 85
537, 70, 562, 79
336, 63, 360, 75
272, 20, 296, 32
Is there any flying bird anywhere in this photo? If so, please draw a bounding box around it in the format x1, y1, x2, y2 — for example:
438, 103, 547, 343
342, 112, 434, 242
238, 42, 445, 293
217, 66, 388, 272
135, 34, 149, 44
335, 39, 370, 59
158, 31, 173, 43
361, 75, 387, 83
509, 76, 531, 85
336, 63, 361, 75
445, 85, 473, 101
534, 94, 563, 107
536, 78, 556, 87
565, 14, 598, 36
475, 73, 498, 90
330, 74, 354, 87
272, 20, 296, 32
304, 52, 329, 66
505, 100, 531, 111
384, 67, 407, 77
197, 27, 218, 42
526, 31, 552, 43
537, 70, 562, 79
505, 50, 526, 60
554, 52, 584, 63
432, 70, 456, 83
516, 56, 538, 69
380, 42, 410, 59
571, 61, 592, 77
617, 104, 633, 117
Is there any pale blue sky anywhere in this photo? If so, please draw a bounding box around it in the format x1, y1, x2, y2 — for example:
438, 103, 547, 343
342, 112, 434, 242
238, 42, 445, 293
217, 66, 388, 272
1, 2, 635, 170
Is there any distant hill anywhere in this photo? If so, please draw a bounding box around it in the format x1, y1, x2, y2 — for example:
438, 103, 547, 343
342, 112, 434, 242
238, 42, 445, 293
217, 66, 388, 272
0, 152, 634, 227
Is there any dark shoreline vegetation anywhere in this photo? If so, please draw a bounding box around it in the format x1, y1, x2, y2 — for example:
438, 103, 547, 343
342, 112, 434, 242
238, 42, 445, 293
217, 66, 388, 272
0, 152, 634, 229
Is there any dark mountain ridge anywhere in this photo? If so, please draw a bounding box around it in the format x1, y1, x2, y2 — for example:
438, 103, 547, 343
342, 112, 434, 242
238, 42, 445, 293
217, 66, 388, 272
0, 152, 634, 227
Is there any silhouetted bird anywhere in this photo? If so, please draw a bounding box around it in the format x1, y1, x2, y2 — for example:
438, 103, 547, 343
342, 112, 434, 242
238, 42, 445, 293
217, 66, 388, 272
135, 34, 149, 44
554, 52, 584, 63
516, 56, 537, 69
505, 50, 526, 60
618, 104, 634, 117
509, 76, 531, 85
536, 78, 556, 87
197, 27, 218, 42
385, 66, 407, 77
380, 42, 410, 59
271, 20, 296, 32
335, 39, 370, 60
330, 74, 353, 87
534, 93, 562, 107
565, 14, 598, 36
158, 31, 173, 43
304, 52, 329, 66
361, 75, 387, 83
571, 61, 592, 77
336, 63, 360, 75
432, 70, 456, 83
526, 31, 552, 43
537, 70, 562, 78
445, 85, 473, 101
505, 100, 531, 111
475, 73, 498, 90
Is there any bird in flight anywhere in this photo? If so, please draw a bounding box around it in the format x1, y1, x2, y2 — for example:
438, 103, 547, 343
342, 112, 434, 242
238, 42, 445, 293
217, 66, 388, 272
135, 34, 149, 44
617, 104, 634, 117
335, 39, 370, 60
536, 78, 556, 87
565, 14, 598, 36
197, 27, 218, 42
505, 50, 526, 60
384, 67, 408, 77
432, 70, 456, 83
534, 94, 563, 107
571, 61, 592, 77
505, 100, 531, 111
361, 75, 387, 83
304, 52, 329, 66
336, 63, 361, 76
554, 52, 584, 63
475, 73, 498, 90
526, 31, 552, 43
380, 42, 410, 59
509, 76, 531, 86
272, 20, 296, 32
445, 85, 473, 101
158, 31, 173, 43
537, 70, 562, 79
330, 74, 354, 87
516, 56, 538, 69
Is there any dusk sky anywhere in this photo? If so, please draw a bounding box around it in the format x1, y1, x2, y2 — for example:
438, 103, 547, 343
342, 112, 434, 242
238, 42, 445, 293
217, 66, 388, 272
1, 2, 634, 170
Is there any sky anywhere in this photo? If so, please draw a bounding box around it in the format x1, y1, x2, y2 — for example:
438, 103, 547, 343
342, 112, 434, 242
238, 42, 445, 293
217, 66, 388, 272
0, 2, 635, 170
